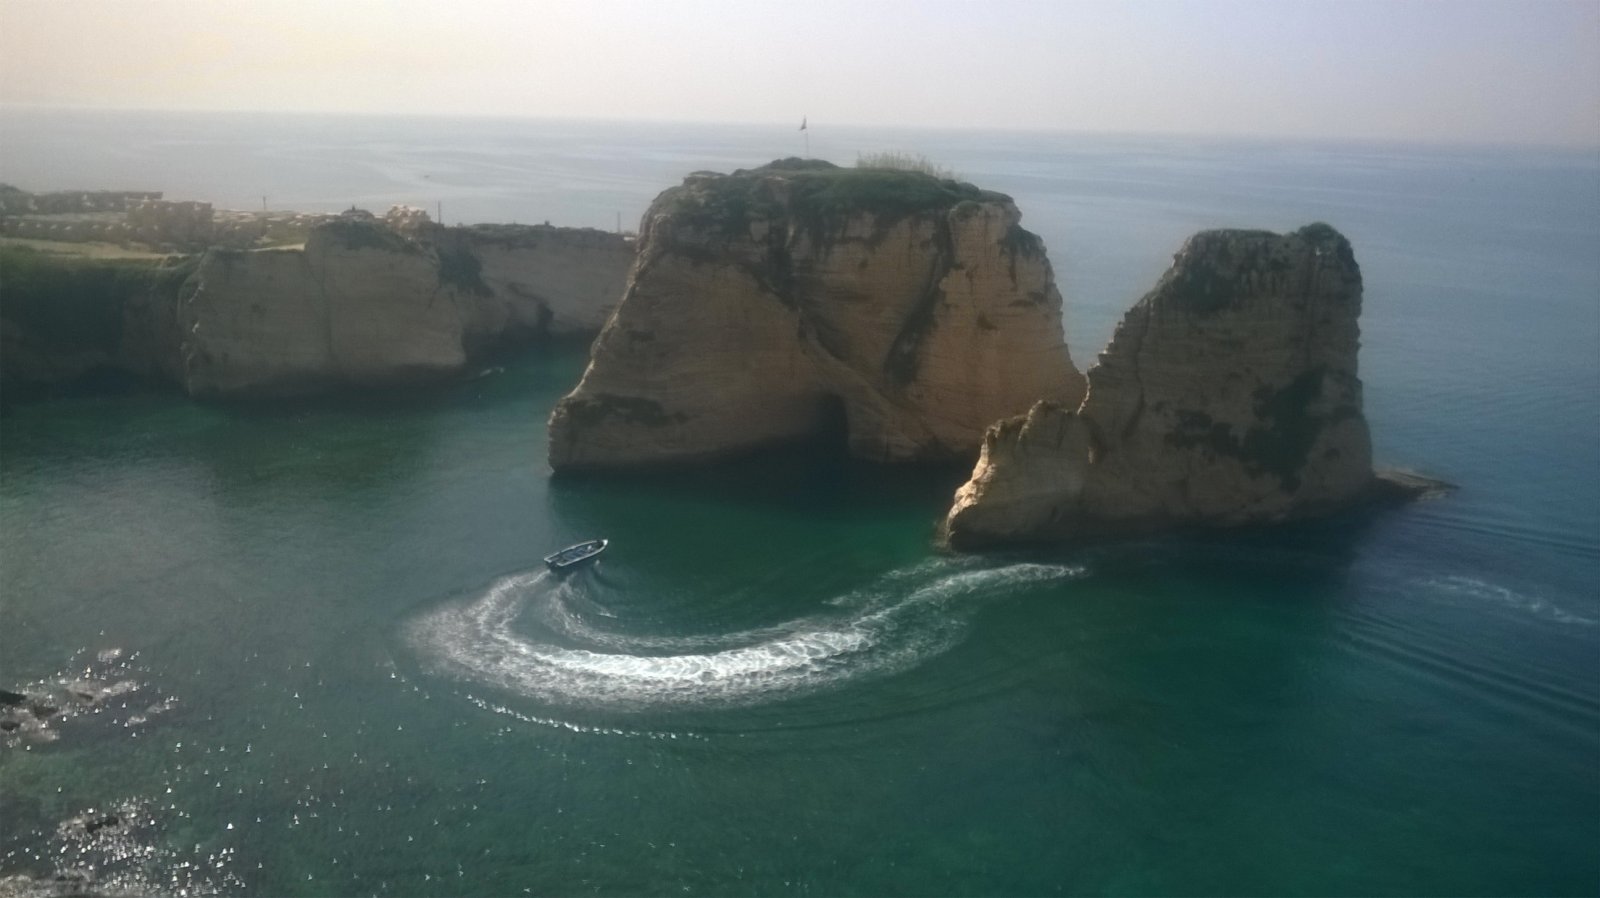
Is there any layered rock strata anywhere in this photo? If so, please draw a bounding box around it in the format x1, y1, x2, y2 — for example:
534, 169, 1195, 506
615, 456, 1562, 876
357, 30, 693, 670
548, 159, 1084, 469
0, 217, 634, 399
180, 220, 634, 397
181, 222, 467, 396
944, 224, 1381, 547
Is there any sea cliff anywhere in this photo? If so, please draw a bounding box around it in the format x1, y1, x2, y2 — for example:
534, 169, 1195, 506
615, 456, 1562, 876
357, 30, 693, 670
0, 247, 190, 394
548, 159, 1085, 469
942, 224, 1411, 548
0, 215, 634, 399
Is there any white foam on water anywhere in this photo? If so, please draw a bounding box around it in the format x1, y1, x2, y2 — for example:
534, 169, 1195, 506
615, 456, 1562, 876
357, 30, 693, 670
904, 562, 1087, 603
1421, 575, 1596, 626
406, 560, 1087, 712
532, 576, 810, 655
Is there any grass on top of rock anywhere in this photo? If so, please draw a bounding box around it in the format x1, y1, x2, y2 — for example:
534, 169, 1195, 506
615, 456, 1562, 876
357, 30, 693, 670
855, 151, 959, 181
657, 158, 1008, 242
317, 218, 420, 255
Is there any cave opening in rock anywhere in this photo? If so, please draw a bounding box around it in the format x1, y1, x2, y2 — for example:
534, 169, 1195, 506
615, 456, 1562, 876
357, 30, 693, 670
801, 392, 852, 460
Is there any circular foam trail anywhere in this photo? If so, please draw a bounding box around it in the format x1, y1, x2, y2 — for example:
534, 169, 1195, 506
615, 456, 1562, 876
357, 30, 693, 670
406, 560, 1085, 712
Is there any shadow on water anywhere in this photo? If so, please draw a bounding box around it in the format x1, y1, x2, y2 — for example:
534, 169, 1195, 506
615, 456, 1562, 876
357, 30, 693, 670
989, 486, 1428, 589
541, 386, 973, 576
551, 442, 972, 516
185, 394, 452, 501
548, 384, 945, 501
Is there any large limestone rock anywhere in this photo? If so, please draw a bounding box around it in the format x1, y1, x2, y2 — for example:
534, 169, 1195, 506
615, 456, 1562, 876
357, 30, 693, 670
548, 159, 1084, 469
180, 220, 633, 398
943, 224, 1377, 547
181, 221, 470, 396
2, 213, 633, 400
464, 224, 633, 340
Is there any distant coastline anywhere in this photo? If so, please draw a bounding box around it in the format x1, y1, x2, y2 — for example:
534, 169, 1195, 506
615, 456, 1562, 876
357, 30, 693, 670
0, 185, 635, 401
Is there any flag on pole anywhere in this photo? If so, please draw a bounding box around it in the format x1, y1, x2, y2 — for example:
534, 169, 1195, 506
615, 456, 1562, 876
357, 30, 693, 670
799, 116, 807, 131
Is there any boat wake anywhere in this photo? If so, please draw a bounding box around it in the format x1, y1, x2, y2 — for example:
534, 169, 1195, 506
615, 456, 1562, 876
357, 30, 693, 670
1419, 574, 1596, 626
404, 559, 1084, 712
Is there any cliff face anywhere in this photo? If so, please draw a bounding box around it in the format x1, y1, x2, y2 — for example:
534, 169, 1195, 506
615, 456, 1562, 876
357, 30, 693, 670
180, 220, 633, 398
1, 218, 633, 400
0, 247, 188, 395
943, 224, 1374, 547
463, 224, 634, 343
548, 160, 1084, 469
182, 223, 470, 396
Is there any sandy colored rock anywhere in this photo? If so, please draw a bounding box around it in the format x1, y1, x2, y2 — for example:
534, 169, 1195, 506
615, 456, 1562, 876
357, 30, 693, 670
179, 219, 633, 398
944, 224, 1376, 547
181, 222, 466, 396
548, 160, 1084, 469
464, 224, 632, 340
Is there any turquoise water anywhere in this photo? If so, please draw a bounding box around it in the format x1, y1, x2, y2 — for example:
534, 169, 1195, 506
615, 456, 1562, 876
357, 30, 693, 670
1, 112, 1597, 895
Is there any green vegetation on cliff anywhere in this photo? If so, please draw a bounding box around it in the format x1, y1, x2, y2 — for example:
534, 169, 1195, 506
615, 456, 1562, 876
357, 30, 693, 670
435, 243, 492, 296
318, 218, 420, 255
659, 159, 1009, 243
855, 150, 959, 180
1163, 225, 1360, 315
560, 393, 688, 429
1163, 367, 1362, 492
0, 246, 194, 356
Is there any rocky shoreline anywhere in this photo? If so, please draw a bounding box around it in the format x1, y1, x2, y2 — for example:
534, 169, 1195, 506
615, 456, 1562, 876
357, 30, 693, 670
1, 190, 635, 400
0, 167, 1449, 545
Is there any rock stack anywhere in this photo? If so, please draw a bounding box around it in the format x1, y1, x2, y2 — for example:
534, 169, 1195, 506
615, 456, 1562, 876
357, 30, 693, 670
943, 224, 1378, 547
548, 159, 1084, 469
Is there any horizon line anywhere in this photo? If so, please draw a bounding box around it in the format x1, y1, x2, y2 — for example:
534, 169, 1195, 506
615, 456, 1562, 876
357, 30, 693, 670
3, 102, 1597, 155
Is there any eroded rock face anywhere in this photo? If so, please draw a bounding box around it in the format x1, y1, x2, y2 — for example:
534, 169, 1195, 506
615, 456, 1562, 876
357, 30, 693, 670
181, 220, 633, 397
548, 160, 1084, 469
2, 217, 633, 400
944, 224, 1375, 547
465, 224, 633, 339
181, 223, 465, 396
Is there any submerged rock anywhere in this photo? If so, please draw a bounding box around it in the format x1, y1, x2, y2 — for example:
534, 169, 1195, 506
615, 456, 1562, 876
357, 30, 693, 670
944, 224, 1409, 548
0, 679, 124, 744
0, 871, 101, 898
548, 159, 1084, 468
58, 812, 124, 839
2, 653, 165, 748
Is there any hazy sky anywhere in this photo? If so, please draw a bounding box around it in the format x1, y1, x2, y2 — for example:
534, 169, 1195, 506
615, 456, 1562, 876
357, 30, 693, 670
2, 0, 1597, 146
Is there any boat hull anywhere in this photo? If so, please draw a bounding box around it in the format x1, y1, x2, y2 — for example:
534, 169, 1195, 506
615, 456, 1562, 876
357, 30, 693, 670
544, 539, 608, 571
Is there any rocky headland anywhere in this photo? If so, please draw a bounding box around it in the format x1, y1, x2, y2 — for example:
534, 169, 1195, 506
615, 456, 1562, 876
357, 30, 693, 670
1, 173, 1443, 542
942, 224, 1442, 548
0, 197, 635, 399
180, 217, 632, 397
548, 159, 1085, 469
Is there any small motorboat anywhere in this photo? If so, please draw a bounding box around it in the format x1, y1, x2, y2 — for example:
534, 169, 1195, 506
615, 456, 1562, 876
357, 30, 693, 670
544, 539, 608, 572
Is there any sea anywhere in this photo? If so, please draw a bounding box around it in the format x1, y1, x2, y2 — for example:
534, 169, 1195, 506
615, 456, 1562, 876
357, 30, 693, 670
0, 109, 1596, 896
